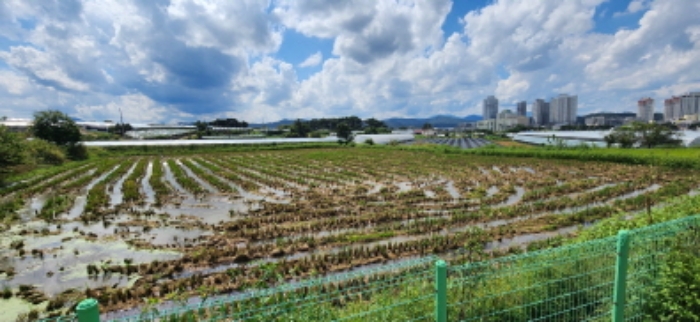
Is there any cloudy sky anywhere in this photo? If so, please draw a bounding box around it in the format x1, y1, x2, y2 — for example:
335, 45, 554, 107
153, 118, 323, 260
1, 0, 699, 123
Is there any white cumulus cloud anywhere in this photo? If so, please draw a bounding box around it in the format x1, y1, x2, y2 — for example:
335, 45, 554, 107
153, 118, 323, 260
298, 51, 323, 68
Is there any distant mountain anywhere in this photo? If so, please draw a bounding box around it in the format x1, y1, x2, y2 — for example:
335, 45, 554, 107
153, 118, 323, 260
249, 119, 296, 128
383, 115, 483, 128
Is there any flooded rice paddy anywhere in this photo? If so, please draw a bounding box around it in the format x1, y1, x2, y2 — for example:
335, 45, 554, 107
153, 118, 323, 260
1, 148, 699, 319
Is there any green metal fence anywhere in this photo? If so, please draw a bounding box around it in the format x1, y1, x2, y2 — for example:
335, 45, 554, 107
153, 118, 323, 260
41, 215, 700, 322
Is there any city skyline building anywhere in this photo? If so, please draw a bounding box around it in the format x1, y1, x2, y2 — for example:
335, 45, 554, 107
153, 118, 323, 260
482, 95, 499, 120
664, 92, 700, 121
549, 94, 578, 124
532, 98, 550, 126
516, 101, 527, 117
637, 97, 654, 122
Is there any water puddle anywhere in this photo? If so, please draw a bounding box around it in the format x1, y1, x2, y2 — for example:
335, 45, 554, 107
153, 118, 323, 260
135, 226, 212, 247
65, 165, 121, 220
110, 163, 138, 207
17, 195, 48, 222
496, 186, 525, 207
445, 181, 461, 199
486, 186, 499, 197
611, 184, 661, 201
142, 162, 156, 205
484, 225, 580, 251
176, 160, 218, 194
0, 229, 181, 297
158, 195, 251, 225
162, 162, 187, 195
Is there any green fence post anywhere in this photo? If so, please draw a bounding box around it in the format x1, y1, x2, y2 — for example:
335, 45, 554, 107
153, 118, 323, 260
612, 230, 630, 322
76, 298, 100, 322
435, 260, 447, 322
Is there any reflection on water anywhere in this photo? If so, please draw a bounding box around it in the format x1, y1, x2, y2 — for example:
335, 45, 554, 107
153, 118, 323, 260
0, 229, 180, 296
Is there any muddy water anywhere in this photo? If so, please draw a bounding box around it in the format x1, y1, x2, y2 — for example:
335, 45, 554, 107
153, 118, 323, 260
193, 159, 270, 202
496, 186, 525, 207
176, 160, 218, 194
0, 226, 181, 296
162, 161, 187, 194
110, 163, 137, 207
611, 184, 661, 201
484, 225, 581, 251
142, 162, 156, 205
486, 186, 499, 197
396, 182, 413, 193
566, 183, 618, 200
135, 226, 212, 246
17, 196, 48, 222
65, 165, 122, 220
444, 181, 461, 199
157, 195, 253, 225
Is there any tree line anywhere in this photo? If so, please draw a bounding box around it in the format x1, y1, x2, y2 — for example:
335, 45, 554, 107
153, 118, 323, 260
285, 117, 390, 138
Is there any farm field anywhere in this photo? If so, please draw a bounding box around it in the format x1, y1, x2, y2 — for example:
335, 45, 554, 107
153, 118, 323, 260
1, 147, 699, 318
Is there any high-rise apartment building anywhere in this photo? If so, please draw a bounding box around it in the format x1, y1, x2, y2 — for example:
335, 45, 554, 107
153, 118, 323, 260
637, 97, 654, 122
532, 99, 550, 126
549, 94, 578, 124
482, 95, 499, 120
664, 96, 681, 121
516, 101, 527, 117
681, 92, 700, 117
664, 92, 700, 121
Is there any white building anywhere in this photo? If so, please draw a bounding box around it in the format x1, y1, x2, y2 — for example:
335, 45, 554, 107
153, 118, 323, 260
637, 97, 654, 122
482, 95, 499, 120
664, 92, 700, 121
477, 109, 529, 132
496, 110, 529, 131
549, 94, 578, 125
476, 119, 497, 132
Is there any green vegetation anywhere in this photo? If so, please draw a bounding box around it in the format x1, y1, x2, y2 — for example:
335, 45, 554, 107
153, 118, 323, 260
336, 122, 354, 144
604, 122, 681, 148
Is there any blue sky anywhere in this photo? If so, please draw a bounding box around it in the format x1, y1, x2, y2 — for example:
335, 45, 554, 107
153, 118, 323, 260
0, 0, 698, 123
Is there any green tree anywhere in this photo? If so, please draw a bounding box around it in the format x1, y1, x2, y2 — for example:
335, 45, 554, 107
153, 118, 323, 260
288, 119, 311, 138
32, 110, 87, 160
363, 118, 390, 134
32, 110, 82, 146
422, 123, 434, 130
604, 122, 681, 148
336, 122, 354, 145
636, 122, 681, 148
0, 126, 28, 183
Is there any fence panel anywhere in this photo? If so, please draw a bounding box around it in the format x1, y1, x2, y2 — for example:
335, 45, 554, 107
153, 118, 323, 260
446, 235, 619, 321
624, 216, 700, 321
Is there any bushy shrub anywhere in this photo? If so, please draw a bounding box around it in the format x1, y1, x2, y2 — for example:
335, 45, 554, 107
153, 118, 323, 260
66, 143, 89, 160
643, 240, 700, 321
26, 139, 66, 165
364, 138, 375, 145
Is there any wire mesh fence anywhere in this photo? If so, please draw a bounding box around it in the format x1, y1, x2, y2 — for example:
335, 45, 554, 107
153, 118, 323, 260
446, 235, 618, 321
37, 215, 700, 322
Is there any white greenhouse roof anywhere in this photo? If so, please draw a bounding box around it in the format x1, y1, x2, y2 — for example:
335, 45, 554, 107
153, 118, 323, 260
514, 130, 700, 147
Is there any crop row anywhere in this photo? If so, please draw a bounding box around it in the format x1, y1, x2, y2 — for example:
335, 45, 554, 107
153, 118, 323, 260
149, 159, 171, 206
122, 159, 148, 204
166, 160, 205, 195
181, 159, 234, 194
